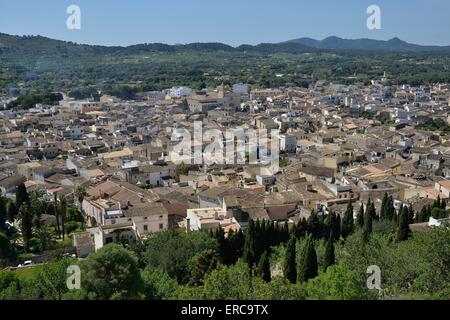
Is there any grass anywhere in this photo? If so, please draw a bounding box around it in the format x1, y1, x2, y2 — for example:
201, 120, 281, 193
13, 264, 45, 280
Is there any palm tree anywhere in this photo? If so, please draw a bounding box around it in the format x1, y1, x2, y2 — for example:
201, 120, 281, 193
75, 185, 87, 209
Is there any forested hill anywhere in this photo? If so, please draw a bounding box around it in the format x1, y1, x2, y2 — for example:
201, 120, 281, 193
1, 32, 450, 98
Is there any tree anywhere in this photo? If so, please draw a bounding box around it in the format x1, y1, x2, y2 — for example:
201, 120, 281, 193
144, 230, 217, 283
80, 244, 143, 299
35, 226, 56, 251
19, 204, 32, 249
59, 196, 67, 240
397, 205, 411, 242
187, 249, 221, 286
35, 257, 72, 300
74, 185, 87, 207
256, 251, 271, 282
380, 193, 389, 220
325, 211, 340, 241
307, 210, 322, 240
362, 201, 374, 242
141, 267, 179, 300
0, 231, 10, 260
341, 200, 354, 240
283, 237, 297, 284
356, 203, 364, 228
293, 218, 308, 239
15, 184, 29, 210
323, 234, 335, 271
243, 220, 256, 267
407, 205, 415, 224
0, 194, 6, 228
297, 234, 318, 283
6, 201, 17, 223
66, 206, 84, 223
306, 265, 365, 300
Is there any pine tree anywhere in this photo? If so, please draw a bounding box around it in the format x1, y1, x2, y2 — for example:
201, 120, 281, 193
356, 203, 364, 228
15, 183, 30, 210
19, 204, 32, 249
297, 234, 318, 283
283, 237, 297, 284
323, 234, 335, 271
397, 205, 411, 242
257, 251, 271, 282
341, 200, 354, 240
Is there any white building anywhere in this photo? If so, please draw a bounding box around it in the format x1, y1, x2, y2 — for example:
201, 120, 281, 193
233, 83, 249, 94
169, 87, 192, 98
280, 134, 297, 153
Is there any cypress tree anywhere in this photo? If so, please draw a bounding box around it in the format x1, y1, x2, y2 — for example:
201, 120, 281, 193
6, 201, 17, 223
362, 201, 373, 242
297, 234, 318, 283
0, 196, 6, 228
440, 198, 447, 210
387, 196, 395, 220
293, 218, 307, 239
243, 219, 256, 267
323, 234, 335, 271
334, 214, 341, 241
257, 251, 271, 282
283, 236, 297, 284
307, 210, 321, 240
397, 205, 411, 242
15, 183, 30, 210
407, 205, 415, 224
341, 200, 354, 240
380, 192, 389, 220
329, 211, 340, 241
356, 203, 365, 228
229, 228, 245, 262
19, 204, 32, 249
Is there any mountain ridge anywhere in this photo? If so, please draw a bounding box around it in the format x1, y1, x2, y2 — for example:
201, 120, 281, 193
1, 32, 450, 53
284, 36, 450, 52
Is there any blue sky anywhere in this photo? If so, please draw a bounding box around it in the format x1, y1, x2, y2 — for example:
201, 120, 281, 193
1, 0, 449, 46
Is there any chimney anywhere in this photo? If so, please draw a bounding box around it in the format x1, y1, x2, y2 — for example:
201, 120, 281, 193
186, 218, 191, 232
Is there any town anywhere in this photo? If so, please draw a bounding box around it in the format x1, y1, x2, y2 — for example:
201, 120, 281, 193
1, 49, 450, 302
1, 75, 449, 253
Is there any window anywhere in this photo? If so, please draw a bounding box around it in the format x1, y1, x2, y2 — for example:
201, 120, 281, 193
159, 215, 163, 219
143, 225, 148, 232
111, 219, 116, 224
159, 223, 164, 230
144, 216, 148, 220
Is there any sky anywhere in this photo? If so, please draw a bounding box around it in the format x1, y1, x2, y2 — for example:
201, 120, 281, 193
1, 0, 450, 47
